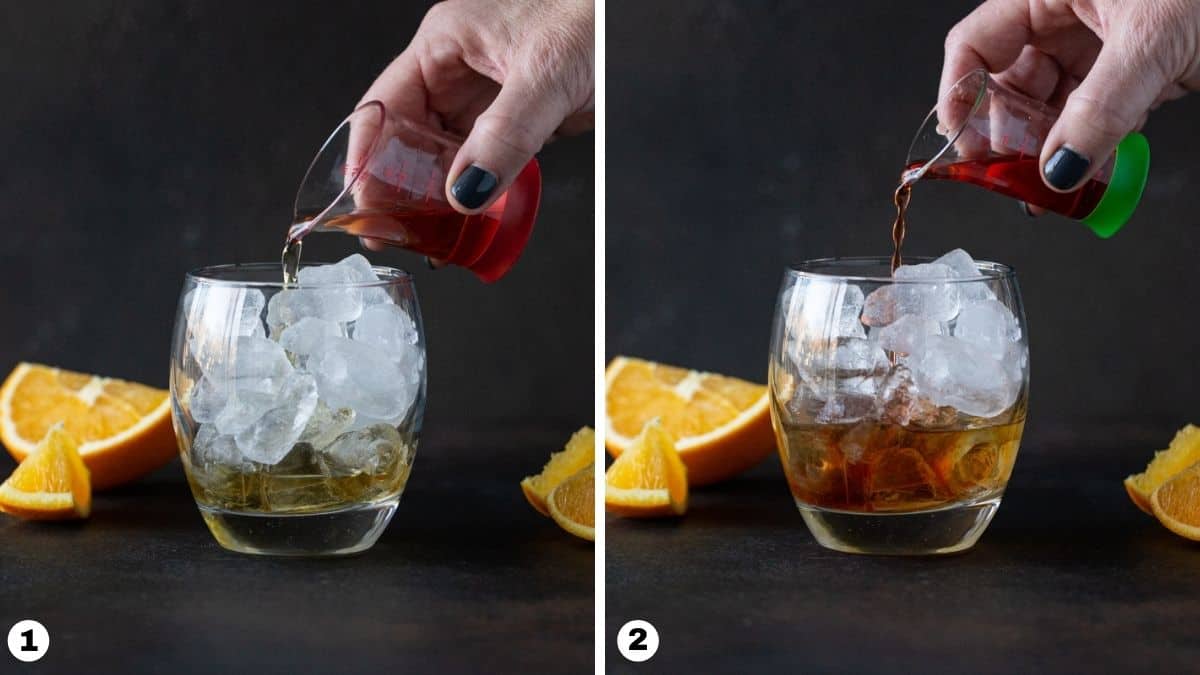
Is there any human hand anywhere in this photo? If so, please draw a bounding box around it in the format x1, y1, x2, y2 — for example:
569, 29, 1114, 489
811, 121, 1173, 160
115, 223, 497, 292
359, 0, 593, 214
942, 0, 1200, 193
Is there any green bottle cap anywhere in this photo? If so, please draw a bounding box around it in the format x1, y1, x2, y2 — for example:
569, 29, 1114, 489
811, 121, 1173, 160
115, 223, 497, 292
1082, 132, 1150, 238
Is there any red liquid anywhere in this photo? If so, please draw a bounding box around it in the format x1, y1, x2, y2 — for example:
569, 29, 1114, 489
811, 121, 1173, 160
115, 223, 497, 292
288, 158, 540, 283
304, 205, 501, 267
907, 156, 1107, 219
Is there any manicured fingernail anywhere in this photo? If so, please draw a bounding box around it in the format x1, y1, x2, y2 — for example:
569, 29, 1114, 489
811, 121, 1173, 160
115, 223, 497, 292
1018, 201, 1034, 217
1044, 146, 1090, 190
450, 165, 497, 209
424, 256, 437, 270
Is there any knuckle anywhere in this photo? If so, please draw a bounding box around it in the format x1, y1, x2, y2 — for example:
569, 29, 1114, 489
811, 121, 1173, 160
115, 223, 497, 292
519, 21, 594, 107
473, 112, 545, 161
943, 23, 968, 54
1065, 93, 1137, 141
422, 1, 454, 25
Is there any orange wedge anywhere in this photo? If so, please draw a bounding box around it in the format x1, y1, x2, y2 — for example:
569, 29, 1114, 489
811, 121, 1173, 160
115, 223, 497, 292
1151, 461, 1200, 540
0, 424, 91, 519
547, 463, 595, 541
606, 356, 775, 485
522, 427, 595, 516
605, 419, 688, 517
0, 363, 176, 490
1124, 424, 1200, 514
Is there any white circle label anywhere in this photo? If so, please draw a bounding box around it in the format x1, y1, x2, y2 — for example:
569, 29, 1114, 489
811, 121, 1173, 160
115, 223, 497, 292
7, 620, 49, 662
616, 619, 659, 662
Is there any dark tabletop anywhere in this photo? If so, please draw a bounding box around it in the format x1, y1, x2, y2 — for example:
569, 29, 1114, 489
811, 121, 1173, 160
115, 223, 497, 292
606, 428, 1200, 674
0, 426, 593, 675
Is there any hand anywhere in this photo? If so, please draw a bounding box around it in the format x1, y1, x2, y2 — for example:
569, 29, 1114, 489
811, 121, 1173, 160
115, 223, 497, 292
359, 0, 593, 214
941, 0, 1200, 193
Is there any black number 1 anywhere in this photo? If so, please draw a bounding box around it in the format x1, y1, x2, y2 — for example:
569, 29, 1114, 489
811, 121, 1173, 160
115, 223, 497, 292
628, 628, 648, 651
20, 629, 36, 651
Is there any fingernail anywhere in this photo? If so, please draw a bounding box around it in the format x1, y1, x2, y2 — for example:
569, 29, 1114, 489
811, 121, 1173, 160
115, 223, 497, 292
450, 165, 498, 209
424, 256, 437, 270
1044, 146, 1090, 190
1018, 201, 1034, 217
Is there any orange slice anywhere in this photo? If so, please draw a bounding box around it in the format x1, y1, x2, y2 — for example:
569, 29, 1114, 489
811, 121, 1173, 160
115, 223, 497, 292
1151, 461, 1200, 540
605, 419, 688, 517
606, 356, 775, 485
522, 427, 595, 516
0, 423, 91, 519
0, 363, 176, 490
1125, 424, 1200, 514
547, 463, 595, 541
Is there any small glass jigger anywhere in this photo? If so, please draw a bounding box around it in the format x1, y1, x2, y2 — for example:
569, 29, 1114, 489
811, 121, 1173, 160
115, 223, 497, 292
906, 69, 1150, 237
290, 101, 542, 282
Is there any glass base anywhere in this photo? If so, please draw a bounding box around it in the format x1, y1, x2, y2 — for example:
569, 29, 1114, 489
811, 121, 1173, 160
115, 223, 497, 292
198, 498, 399, 557
796, 495, 1001, 555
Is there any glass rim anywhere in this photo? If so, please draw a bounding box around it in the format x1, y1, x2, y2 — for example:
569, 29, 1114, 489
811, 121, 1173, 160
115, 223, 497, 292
185, 262, 413, 288
786, 255, 1015, 283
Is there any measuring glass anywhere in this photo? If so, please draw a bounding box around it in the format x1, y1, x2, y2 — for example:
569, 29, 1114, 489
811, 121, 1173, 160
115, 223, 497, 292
906, 69, 1149, 237
289, 101, 542, 282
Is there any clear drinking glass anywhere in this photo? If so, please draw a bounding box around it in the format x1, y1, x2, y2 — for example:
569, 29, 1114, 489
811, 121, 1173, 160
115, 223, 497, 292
769, 256, 1029, 555
169, 261, 425, 556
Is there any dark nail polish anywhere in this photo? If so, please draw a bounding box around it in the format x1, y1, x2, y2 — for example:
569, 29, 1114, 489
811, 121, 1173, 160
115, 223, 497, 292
450, 165, 498, 209
1018, 201, 1034, 217
424, 256, 437, 270
1044, 146, 1090, 191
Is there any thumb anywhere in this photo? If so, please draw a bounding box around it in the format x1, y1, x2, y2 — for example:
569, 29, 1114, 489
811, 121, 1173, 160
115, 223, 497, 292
445, 76, 569, 213
1040, 38, 1161, 192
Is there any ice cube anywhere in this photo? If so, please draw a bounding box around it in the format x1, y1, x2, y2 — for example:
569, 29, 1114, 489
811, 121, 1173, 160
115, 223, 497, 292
894, 262, 956, 281
793, 338, 889, 402
876, 314, 945, 354
862, 266, 961, 326
835, 339, 889, 376
279, 317, 343, 356
192, 423, 244, 467
324, 253, 393, 306
204, 335, 292, 382
352, 304, 419, 354
267, 285, 362, 327
185, 288, 268, 373
932, 249, 978, 279
298, 401, 357, 450
867, 447, 945, 506
234, 372, 319, 465
815, 393, 877, 424
907, 336, 1019, 417
348, 412, 409, 432
259, 443, 342, 511
878, 365, 917, 426
185, 287, 266, 338
836, 285, 867, 339
934, 248, 996, 302
953, 299, 1020, 357
308, 337, 421, 420
879, 364, 959, 428
320, 424, 409, 476
188, 376, 225, 424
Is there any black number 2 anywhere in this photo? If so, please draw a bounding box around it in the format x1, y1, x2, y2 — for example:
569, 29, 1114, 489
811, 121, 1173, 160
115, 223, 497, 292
628, 628, 648, 651
20, 629, 36, 652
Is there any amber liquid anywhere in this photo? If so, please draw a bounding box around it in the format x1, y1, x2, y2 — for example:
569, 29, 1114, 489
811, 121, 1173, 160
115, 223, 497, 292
280, 202, 495, 285
775, 418, 1024, 513
891, 156, 1109, 272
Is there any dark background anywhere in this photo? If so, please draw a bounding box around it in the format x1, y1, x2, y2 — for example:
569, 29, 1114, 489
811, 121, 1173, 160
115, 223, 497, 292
607, 0, 1199, 438
0, 2, 593, 673
607, 1, 1200, 672
0, 1, 594, 430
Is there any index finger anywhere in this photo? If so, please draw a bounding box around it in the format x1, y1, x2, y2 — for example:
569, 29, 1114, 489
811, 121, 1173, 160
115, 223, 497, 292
939, 0, 1033, 102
